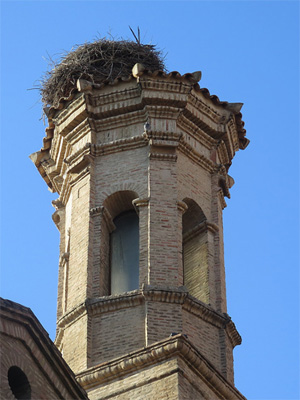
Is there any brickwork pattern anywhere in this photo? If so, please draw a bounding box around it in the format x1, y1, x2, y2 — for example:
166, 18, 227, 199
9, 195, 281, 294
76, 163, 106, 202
31, 69, 248, 398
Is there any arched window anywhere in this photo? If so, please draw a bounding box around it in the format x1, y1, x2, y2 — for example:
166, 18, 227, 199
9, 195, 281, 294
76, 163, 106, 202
110, 210, 139, 294
8, 366, 31, 400
101, 190, 140, 296
182, 199, 209, 302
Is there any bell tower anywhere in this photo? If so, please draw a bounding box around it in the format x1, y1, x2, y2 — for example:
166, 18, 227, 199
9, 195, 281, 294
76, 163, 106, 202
31, 49, 249, 399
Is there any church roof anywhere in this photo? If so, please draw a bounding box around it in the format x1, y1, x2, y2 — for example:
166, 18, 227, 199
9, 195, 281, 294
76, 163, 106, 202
0, 298, 88, 399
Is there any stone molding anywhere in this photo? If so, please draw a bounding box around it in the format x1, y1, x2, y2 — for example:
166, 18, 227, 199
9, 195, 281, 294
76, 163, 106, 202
178, 139, 215, 173
225, 320, 242, 348
142, 285, 188, 304
92, 135, 148, 156
76, 334, 245, 399
149, 152, 177, 162
55, 288, 240, 348
177, 113, 216, 151
31, 73, 248, 193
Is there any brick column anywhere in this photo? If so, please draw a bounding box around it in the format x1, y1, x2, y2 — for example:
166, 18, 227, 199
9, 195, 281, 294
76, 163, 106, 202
133, 198, 149, 288
147, 136, 181, 287
211, 173, 227, 313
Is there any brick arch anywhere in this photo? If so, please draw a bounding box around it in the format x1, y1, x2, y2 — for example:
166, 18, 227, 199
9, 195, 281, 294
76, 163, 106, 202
100, 181, 144, 206
182, 197, 209, 303
103, 190, 139, 220
182, 198, 207, 234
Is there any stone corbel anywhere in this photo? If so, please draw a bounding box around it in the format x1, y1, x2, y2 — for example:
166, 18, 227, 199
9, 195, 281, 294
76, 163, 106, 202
132, 197, 149, 214
59, 252, 70, 265
52, 198, 64, 210
177, 201, 188, 214
52, 208, 64, 231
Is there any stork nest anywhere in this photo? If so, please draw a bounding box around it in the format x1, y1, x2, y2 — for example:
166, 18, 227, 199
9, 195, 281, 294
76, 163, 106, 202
40, 39, 165, 108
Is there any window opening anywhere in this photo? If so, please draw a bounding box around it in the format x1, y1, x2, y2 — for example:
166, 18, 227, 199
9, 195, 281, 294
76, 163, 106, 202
110, 210, 139, 294
8, 366, 31, 400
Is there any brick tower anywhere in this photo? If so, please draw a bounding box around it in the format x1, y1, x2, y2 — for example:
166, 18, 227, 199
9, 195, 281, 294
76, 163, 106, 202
31, 58, 249, 399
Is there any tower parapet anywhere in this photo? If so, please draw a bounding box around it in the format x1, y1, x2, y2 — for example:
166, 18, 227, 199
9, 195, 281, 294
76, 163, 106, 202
31, 62, 248, 399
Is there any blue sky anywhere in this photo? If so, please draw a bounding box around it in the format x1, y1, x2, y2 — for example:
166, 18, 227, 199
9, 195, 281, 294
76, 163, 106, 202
1, 1, 299, 399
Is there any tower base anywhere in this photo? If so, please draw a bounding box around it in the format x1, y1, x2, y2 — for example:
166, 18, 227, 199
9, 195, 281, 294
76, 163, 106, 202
77, 335, 245, 400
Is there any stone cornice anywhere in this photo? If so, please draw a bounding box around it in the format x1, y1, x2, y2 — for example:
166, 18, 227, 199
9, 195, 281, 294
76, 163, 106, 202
178, 139, 215, 173
225, 320, 242, 348
33, 74, 248, 191
55, 289, 241, 350
188, 91, 228, 127
86, 84, 141, 111
92, 135, 148, 156
142, 285, 188, 304
69, 167, 91, 188
177, 113, 216, 150
52, 95, 88, 137
76, 334, 245, 399
92, 109, 147, 131
56, 291, 143, 330
183, 295, 228, 329
64, 143, 92, 172
149, 152, 177, 162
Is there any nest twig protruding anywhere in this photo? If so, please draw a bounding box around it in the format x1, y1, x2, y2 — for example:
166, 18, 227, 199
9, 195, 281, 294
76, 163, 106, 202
40, 38, 165, 108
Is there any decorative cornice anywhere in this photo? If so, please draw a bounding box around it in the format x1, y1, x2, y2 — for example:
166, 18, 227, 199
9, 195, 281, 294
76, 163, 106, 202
76, 334, 245, 399
55, 288, 241, 352
64, 143, 92, 172
183, 295, 227, 329
92, 135, 148, 156
217, 140, 230, 166
178, 139, 215, 173
188, 92, 227, 127
142, 285, 188, 304
57, 291, 143, 329
92, 109, 147, 131
226, 116, 240, 152
88, 291, 144, 316
146, 131, 182, 141
57, 302, 88, 329
225, 320, 242, 348
149, 153, 177, 162
177, 113, 216, 153
52, 95, 87, 135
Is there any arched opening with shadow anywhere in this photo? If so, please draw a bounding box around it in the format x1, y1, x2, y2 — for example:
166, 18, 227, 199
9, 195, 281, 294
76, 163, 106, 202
182, 198, 209, 303
110, 210, 139, 294
8, 366, 31, 400
102, 190, 139, 296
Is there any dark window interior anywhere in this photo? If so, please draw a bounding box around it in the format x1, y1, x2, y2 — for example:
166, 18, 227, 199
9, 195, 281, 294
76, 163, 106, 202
8, 366, 31, 400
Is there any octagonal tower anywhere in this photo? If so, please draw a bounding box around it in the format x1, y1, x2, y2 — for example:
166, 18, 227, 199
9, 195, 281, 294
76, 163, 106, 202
31, 62, 248, 400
